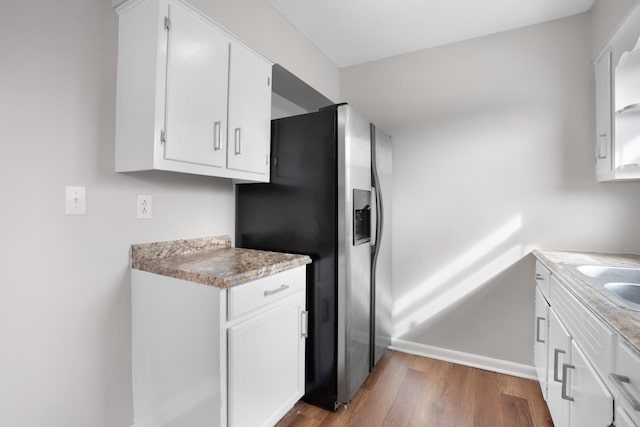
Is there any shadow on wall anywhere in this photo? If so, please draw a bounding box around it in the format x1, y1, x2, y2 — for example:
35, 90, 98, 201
102, 267, 134, 420
393, 214, 537, 363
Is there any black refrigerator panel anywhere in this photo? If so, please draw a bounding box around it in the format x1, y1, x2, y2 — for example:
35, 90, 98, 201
236, 107, 339, 410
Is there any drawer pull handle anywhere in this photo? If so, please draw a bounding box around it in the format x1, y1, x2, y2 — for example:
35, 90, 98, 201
536, 317, 545, 343
535, 273, 544, 280
610, 373, 640, 411
553, 349, 565, 382
561, 363, 575, 401
264, 284, 289, 297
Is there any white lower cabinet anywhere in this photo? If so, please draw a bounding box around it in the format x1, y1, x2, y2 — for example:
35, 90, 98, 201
534, 287, 550, 399
533, 264, 615, 427
616, 406, 639, 427
228, 293, 305, 427
131, 266, 306, 427
568, 341, 614, 427
612, 340, 640, 426
547, 308, 571, 427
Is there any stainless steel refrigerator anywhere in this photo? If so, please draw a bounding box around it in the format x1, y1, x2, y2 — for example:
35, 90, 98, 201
235, 103, 392, 411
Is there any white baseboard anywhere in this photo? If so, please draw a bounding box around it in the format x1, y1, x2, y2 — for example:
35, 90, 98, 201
390, 338, 537, 380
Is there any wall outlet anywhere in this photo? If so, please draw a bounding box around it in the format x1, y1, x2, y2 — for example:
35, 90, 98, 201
65, 186, 86, 215
137, 194, 152, 219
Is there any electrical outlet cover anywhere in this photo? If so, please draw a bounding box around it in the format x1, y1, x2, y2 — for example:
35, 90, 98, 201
137, 194, 152, 219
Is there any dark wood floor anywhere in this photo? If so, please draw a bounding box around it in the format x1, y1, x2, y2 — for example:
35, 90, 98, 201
276, 350, 553, 427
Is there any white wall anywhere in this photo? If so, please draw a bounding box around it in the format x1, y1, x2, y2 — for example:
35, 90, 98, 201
341, 13, 640, 365
0, 1, 338, 426
271, 93, 309, 120
591, 0, 639, 57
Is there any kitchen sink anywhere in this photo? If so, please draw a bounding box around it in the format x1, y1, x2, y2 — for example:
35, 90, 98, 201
604, 283, 640, 306
574, 265, 640, 283
568, 265, 640, 311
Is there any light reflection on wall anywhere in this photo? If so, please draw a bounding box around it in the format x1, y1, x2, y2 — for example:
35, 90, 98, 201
392, 214, 525, 338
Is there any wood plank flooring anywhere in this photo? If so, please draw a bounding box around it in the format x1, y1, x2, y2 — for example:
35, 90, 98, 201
276, 350, 553, 427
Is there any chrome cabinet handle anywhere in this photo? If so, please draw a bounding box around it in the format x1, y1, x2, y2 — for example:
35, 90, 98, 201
610, 373, 640, 411
264, 284, 289, 297
213, 121, 221, 150
536, 317, 545, 343
301, 310, 308, 338
535, 273, 544, 281
234, 128, 242, 155
561, 364, 575, 401
553, 349, 565, 382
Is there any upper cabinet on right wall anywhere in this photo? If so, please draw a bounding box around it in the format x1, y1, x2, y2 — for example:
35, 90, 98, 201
594, 3, 640, 182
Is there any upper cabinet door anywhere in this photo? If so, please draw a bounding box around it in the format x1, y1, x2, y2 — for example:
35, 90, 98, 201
163, 2, 229, 168
227, 42, 272, 176
595, 50, 613, 180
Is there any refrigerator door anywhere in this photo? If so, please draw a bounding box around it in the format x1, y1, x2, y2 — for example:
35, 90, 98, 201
336, 105, 372, 405
236, 108, 340, 411
371, 125, 392, 367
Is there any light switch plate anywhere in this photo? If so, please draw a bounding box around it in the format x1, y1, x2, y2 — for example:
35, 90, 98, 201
65, 186, 86, 215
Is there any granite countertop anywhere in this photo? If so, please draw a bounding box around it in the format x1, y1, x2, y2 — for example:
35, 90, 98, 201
131, 235, 312, 289
533, 249, 640, 354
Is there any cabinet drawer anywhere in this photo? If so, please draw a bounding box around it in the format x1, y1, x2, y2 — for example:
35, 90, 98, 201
535, 261, 551, 301
613, 340, 640, 423
228, 266, 305, 320
551, 276, 615, 375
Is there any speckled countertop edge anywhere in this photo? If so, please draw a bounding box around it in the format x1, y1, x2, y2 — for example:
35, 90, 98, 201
533, 249, 640, 355
131, 235, 312, 289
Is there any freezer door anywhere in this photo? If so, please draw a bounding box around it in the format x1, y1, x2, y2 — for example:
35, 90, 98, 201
236, 108, 339, 411
371, 125, 392, 367
336, 105, 372, 405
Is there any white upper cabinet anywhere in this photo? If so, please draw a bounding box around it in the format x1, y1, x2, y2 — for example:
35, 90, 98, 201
114, 0, 272, 182
594, 50, 613, 181
227, 42, 272, 175
614, 36, 640, 177
594, 3, 640, 182
163, 3, 229, 168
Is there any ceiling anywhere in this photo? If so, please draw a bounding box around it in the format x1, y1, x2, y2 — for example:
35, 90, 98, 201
267, 0, 596, 67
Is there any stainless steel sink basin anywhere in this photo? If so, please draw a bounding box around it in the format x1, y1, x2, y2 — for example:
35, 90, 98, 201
574, 265, 640, 283
604, 283, 640, 306
568, 265, 640, 311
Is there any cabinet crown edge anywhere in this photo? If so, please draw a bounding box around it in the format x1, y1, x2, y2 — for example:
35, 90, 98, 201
114, 0, 274, 66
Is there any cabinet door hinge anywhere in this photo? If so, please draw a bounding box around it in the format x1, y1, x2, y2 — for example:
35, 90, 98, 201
164, 17, 171, 31
267, 77, 271, 87
160, 129, 166, 144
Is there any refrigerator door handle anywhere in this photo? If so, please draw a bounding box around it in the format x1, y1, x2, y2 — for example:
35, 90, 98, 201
370, 187, 377, 246
370, 123, 384, 255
